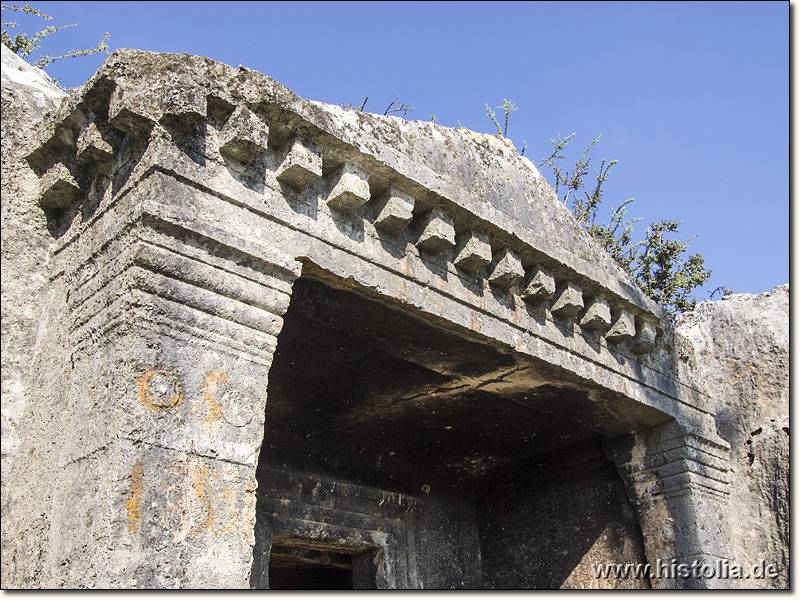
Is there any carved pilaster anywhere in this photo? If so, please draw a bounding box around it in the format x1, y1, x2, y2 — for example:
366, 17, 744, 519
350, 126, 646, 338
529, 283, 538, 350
605, 422, 733, 589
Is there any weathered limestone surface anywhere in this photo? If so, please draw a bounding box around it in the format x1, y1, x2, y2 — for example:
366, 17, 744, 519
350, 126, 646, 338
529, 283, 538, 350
1, 45, 66, 587
1, 45, 64, 456
0, 47, 787, 590
674, 286, 789, 589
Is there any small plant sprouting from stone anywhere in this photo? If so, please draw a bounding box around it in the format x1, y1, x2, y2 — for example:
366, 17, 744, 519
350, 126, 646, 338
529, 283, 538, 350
482, 103, 721, 317
486, 99, 526, 155
341, 95, 414, 118
383, 95, 414, 117
342, 96, 369, 112
1, 3, 110, 72
710, 286, 734, 300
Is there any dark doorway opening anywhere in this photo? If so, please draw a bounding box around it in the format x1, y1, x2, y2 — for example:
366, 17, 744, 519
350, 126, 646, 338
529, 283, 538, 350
268, 545, 354, 590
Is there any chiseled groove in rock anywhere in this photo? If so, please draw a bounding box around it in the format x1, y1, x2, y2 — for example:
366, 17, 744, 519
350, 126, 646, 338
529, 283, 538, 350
131, 302, 278, 365
132, 242, 292, 317
130, 266, 284, 337
138, 226, 296, 296
63, 244, 139, 321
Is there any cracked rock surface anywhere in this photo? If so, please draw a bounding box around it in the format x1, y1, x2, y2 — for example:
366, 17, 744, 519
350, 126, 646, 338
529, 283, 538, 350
675, 285, 789, 589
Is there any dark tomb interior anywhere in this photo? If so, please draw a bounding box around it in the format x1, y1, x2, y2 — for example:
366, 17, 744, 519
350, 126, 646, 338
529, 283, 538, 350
253, 275, 653, 589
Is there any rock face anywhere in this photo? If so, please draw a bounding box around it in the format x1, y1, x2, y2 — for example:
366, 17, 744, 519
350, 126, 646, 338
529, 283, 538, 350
1, 45, 64, 457
0, 47, 788, 590
675, 286, 789, 589
1, 45, 66, 587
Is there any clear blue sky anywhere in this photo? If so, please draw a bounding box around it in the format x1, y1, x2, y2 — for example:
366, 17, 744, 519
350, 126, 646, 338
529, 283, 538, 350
8, 1, 789, 298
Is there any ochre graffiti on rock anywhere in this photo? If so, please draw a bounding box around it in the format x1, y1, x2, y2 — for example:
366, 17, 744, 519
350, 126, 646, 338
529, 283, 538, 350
136, 368, 184, 413
196, 369, 230, 433
126, 459, 144, 534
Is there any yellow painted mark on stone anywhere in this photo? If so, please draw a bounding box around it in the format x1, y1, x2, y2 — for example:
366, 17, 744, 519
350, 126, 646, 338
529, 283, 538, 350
126, 459, 144, 534
470, 311, 482, 333
146, 457, 251, 544
136, 368, 184, 412
400, 254, 415, 278
397, 278, 409, 302
197, 370, 230, 433
190, 464, 214, 534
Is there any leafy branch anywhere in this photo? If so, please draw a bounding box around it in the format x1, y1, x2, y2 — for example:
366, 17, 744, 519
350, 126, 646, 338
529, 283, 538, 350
1, 4, 109, 71
486, 99, 717, 317
486, 99, 526, 155
537, 133, 713, 318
